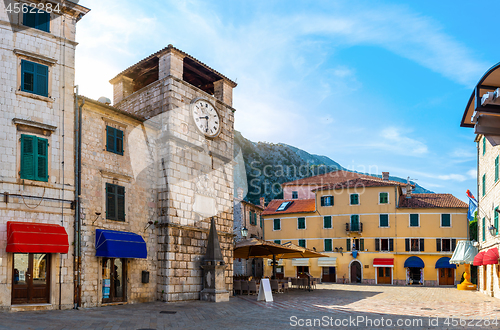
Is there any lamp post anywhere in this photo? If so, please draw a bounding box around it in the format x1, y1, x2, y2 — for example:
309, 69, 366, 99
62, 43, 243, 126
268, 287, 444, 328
488, 225, 497, 237
241, 226, 248, 239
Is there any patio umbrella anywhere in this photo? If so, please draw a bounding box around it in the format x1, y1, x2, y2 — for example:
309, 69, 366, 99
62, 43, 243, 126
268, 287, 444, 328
234, 238, 327, 278
449, 240, 478, 290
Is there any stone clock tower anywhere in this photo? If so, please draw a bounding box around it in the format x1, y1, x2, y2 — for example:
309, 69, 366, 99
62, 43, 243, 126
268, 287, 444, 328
109, 45, 236, 302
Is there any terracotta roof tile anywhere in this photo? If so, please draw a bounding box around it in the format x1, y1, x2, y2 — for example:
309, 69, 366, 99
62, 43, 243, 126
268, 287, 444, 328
262, 199, 316, 216
283, 170, 409, 188
398, 194, 467, 208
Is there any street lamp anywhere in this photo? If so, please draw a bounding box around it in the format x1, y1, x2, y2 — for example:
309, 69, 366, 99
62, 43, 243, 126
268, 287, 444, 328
488, 225, 497, 237
241, 226, 248, 239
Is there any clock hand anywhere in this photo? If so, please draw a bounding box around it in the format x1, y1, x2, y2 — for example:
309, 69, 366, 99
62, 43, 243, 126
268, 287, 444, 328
199, 116, 209, 120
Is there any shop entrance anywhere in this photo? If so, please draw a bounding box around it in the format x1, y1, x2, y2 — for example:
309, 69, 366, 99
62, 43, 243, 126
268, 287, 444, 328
102, 258, 126, 303
408, 267, 422, 285
377, 267, 391, 284
322, 267, 336, 282
12, 253, 50, 304
350, 261, 362, 283
297, 266, 309, 277
438, 268, 454, 285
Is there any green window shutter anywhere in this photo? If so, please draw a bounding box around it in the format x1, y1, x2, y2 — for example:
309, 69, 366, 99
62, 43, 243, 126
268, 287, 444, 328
254, 212, 257, 225
106, 184, 116, 220
360, 239, 364, 250
21, 60, 35, 93
350, 215, 359, 231
106, 126, 115, 152
389, 238, 394, 251
436, 238, 441, 252
483, 137, 486, 155
379, 192, 388, 203
419, 238, 425, 252
38, 11, 50, 32
483, 174, 486, 196
496, 156, 499, 182
379, 214, 389, 227
298, 239, 306, 248
482, 217, 486, 241
35, 63, 48, 97
21, 135, 35, 180
248, 211, 252, 225
298, 217, 305, 229
324, 216, 332, 228
452, 239, 456, 251
116, 128, 124, 154
117, 186, 125, 221
495, 207, 499, 235
324, 239, 332, 251
35, 137, 48, 181
350, 194, 359, 205
23, 10, 36, 28
375, 238, 380, 251
410, 214, 419, 227
273, 219, 280, 230
441, 214, 450, 227
274, 240, 281, 245
260, 216, 263, 228
320, 196, 325, 206
405, 238, 410, 252
346, 238, 351, 252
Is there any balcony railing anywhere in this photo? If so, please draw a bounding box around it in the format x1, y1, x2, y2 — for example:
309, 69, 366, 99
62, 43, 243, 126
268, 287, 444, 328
345, 222, 363, 233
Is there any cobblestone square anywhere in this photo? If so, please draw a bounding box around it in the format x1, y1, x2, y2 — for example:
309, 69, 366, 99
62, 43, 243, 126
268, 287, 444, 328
1, 284, 500, 329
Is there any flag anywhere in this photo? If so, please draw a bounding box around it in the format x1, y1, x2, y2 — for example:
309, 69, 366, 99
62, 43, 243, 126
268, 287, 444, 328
466, 189, 478, 222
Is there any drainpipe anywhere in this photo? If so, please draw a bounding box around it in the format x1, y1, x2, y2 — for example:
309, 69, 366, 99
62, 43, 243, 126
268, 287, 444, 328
73, 87, 83, 308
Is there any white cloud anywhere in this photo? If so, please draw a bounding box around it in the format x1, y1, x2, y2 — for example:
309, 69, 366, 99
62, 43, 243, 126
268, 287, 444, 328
377, 127, 428, 156
437, 174, 467, 182
467, 169, 477, 179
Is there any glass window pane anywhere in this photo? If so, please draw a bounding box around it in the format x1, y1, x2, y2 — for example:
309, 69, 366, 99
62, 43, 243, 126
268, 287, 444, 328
32, 254, 48, 285
113, 259, 124, 298
14, 253, 29, 285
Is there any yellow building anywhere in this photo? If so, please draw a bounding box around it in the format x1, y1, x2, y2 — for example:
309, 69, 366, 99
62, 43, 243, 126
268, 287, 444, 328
263, 176, 468, 286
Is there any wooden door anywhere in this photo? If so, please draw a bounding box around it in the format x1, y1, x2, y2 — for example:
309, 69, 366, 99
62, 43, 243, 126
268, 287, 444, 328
12, 253, 50, 304
483, 265, 487, 290
322, 267, 336, 282
350, 262, 361, 283
439, 268, 454, 285
102, 258, 126, 303
378, 267, 391, 284
297, 266, 309, 278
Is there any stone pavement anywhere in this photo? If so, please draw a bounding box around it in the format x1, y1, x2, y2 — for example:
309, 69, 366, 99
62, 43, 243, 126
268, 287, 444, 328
1, 284, 500, 329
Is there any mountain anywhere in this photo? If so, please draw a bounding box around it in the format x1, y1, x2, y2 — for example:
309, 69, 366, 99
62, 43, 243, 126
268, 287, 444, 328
233, 131, 432, 206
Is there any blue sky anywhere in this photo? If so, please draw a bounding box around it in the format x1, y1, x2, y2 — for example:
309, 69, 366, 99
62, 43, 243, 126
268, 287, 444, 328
75, 0, 498, 201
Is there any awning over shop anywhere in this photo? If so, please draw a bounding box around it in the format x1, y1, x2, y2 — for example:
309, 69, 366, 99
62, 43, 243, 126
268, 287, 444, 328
373, 258, 394, 267
473, 251, 486, 266
404, 256, 424, 268
450, 240, 478, 265
6, 221, 69, 253
483, 248, 499, 265
95, 229, 147, 259
317, 257, 337, 267
435, 257, 456, 269
291, 258, 310, 266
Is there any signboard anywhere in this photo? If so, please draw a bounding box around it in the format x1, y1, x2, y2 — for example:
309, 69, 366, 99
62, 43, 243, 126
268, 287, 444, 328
257, 278, 273, 302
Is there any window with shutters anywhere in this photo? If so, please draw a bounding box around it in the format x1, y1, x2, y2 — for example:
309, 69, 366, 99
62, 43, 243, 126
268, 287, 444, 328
482, 174, 486, 196
350, 215, 360, 231
323, 216, 332, 229
20, 134, 49, 182
298, 239, 306, 248
379, 192, 388, 204
106, 126, 124, 155
260, 216, 263, 228
274, 240, 281, 245
409, 214, 419, 227
106, 183, 125, 221
320, 195, 333, 206
441, 214, 451, 227
495, 207, 499, 236
379, 214, 389, 227
482, 217, 486, 241
375, 238, 394, 252
21, 60, 49, 97
351, 238, 363, 251
350, 193, 359, 205
483, 136, 486, 156
292, 191, 298, 199
407, 238, 424, 252
436, 238, 456, 252
23, 7, 50, 32
346, 238, 351, 252
324, 239, 332, 252
297, 217, 306, 229
273, 219, 281, 231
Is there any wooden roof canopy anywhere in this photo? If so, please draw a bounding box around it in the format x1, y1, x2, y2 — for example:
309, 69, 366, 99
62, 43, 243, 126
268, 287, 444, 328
109, 45, 236, 95
461, 62, 500, 128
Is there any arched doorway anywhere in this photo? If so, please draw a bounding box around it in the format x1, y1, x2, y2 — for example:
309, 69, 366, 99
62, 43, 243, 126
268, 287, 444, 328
436, 257, 456, 286
350, 260, 362, 283
404, 256, 424, 285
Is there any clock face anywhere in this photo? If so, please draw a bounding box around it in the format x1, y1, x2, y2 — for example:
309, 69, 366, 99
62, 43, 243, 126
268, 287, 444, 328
192, 99, 220, 138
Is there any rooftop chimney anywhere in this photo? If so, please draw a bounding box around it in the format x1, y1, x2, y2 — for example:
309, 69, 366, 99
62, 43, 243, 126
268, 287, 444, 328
406, 177, 412, 198
382, 172, 389, 181
260, 197, 265, 208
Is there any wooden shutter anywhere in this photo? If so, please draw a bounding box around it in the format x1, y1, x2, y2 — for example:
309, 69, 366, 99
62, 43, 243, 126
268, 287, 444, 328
452, 239, 456, 251
21, 60, 35, 92
419, 238, 425, 252
496, 156, 499, 182
36, 137, 48, 181
260, 216, 263, 228
106, 126, 115, 152
360, 239, 364, 250
106, 184, 116, 220
405, 238, 410, 252
320, 196, 325, 206
389, 238, 394, 251
35, 63, 48, 96
116, 129, 124, 154
21, 135, 35, 180
375, 238, 380, 251
324, 216, 331, 228
436, 239, 441, 252
23, 10, 36, 28
346, 238, 351, 251
117, 186, 125, 221
38, 11, 50, 32
325, 239, 332, 252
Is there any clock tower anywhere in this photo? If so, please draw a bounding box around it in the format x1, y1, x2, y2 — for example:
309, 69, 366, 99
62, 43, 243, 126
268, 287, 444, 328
109, 45, 236, 302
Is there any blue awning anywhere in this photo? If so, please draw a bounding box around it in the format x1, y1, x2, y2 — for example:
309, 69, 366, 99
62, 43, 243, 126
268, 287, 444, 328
435, 257, 456, 269
404, 256, 424, 268
95, 229, 147, 259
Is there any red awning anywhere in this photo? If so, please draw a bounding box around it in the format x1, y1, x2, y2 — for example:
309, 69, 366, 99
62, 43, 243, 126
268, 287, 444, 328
6, 221, 69, 253
483, 248, 499, 265
373, 258, 394, 266
473, 251, 486, 266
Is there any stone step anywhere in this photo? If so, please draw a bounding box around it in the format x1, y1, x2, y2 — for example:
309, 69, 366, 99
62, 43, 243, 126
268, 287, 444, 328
10, 303, 53, 312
